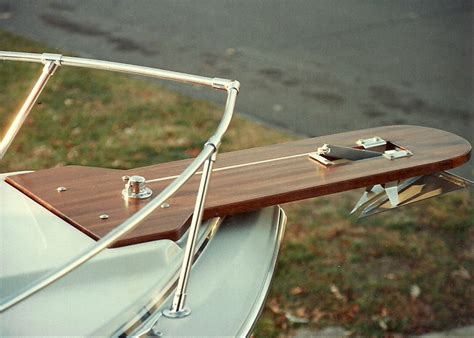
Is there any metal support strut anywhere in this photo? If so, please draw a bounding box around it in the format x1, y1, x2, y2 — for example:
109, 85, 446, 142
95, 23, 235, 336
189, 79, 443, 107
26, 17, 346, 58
0, 57, 60, 159
350, 171, 473, 218
163, 144, 218, 318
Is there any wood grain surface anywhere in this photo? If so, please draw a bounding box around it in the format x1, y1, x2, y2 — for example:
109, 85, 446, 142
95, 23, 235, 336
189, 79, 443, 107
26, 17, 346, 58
7, 125, 471, 247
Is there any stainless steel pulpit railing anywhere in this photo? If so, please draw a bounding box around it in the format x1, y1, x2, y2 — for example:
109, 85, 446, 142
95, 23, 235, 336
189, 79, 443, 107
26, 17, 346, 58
0, 51, 240, 316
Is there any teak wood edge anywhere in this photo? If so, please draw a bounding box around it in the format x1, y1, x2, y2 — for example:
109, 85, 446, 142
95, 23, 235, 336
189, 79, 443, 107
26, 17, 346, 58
6, 125, 471, 247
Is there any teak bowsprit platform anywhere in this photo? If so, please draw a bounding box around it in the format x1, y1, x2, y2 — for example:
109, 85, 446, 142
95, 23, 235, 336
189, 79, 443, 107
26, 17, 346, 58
7, 125, 471, 247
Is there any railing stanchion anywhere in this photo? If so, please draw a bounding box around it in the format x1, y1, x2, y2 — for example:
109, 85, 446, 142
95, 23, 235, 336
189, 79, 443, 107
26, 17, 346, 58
0, 58, 59, 159
0, 51, 239, 313
163, 145, 217, 318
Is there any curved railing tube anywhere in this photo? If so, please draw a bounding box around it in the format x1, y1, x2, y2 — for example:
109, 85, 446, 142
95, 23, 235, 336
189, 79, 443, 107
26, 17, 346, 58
0, 52, 239, 313
0, 51, 238, 90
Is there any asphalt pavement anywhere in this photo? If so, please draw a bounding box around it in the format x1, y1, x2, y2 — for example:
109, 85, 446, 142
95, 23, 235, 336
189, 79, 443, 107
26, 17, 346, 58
0, 0, 472, 177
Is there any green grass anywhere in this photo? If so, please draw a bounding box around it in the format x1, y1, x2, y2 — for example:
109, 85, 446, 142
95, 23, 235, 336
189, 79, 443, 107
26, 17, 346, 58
1, 30, 472, 337
260, 191, 473, 336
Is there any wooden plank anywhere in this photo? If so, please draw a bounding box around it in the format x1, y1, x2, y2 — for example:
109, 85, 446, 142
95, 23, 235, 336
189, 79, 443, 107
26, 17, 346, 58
6, 125, 471, 247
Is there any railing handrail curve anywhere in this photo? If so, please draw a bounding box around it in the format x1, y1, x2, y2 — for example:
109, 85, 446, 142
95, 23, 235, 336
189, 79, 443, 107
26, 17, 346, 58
0, 51, 239, 312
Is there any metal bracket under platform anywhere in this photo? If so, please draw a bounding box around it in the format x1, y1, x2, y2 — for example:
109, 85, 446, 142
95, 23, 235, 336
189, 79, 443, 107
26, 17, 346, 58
350, 171, 473, 218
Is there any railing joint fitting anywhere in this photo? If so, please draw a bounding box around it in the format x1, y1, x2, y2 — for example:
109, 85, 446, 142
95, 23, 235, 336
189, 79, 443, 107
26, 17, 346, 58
212, 78, 240, 93
41, 53, 63, 66
204, 141, 219, 161
211, 77, 230, 91
228, 80, 240, 93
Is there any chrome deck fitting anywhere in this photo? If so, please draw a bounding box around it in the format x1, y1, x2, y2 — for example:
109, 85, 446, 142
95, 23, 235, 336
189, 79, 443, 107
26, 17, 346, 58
122, 175, 153, 199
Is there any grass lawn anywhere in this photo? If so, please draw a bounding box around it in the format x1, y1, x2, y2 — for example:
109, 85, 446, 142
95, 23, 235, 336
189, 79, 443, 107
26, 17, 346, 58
1, 30, 472, 337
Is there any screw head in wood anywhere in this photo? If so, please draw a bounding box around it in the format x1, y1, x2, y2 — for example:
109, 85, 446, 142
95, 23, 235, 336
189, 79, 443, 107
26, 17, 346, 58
99, 214, 109, 220
57, 186, 67, 192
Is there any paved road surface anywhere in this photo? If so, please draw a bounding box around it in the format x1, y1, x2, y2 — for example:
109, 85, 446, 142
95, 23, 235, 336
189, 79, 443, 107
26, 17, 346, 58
0, 0, 472, 176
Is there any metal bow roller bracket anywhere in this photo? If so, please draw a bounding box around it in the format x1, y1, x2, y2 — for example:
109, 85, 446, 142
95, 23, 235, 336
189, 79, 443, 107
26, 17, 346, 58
348, 137, 472, 217
308, 136, 412, 167
307, 136, 472, 217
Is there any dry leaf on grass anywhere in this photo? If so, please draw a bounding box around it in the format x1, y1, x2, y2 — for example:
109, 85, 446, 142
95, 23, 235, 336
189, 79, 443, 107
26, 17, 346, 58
311, 308, 326, 323
330, 284, 347, 302
451, 266, 471, 280
410, 285, 421, 299
268, 298, 282, 314
290, 286, 305, 295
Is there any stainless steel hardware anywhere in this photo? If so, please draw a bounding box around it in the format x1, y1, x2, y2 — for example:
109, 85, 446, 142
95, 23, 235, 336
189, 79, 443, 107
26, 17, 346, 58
163, 147, 218, 318
383, 149, 412, 160
0, 59, 59, 159
122, 175, 153, 200
0, 51, 239, 313
351, 171, 473, 218
356, 136, 386, 149
309, 143, 382, 167
308, 138, 412, 167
